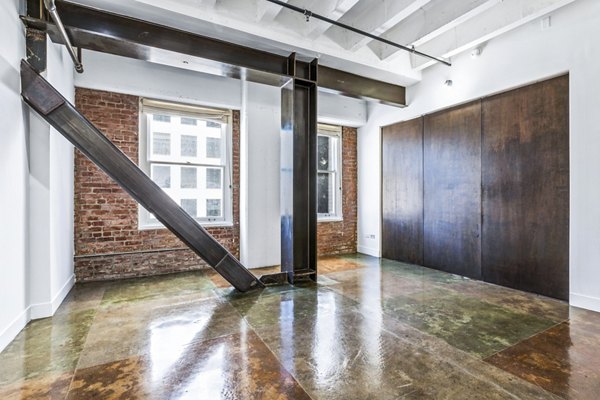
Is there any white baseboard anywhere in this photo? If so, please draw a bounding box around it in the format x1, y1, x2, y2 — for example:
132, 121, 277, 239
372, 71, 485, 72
0, 307, 30, 353
0, 274, 75, 353
357, 245, 381, 258
29, 302, 53, 320
570, 292, 600, 313
30, 274, 75, 319
51, 274, 75, 314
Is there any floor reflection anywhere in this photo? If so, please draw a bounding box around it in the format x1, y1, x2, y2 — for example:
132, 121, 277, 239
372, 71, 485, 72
486, 317, 600, 399
149, 307, 214, 381
2, 254, 600, 399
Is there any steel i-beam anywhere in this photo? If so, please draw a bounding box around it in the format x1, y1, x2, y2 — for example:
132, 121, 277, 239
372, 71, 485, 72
280, 55, 318, 283
20, 60, 263, 292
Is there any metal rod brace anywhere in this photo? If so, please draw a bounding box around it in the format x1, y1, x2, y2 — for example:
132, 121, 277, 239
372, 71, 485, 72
44, 0, 83, 73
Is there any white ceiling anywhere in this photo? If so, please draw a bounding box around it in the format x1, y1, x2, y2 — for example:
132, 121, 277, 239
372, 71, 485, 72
71, 0, 576, 86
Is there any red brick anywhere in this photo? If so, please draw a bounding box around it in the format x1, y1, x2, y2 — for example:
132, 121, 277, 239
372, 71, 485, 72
74, 88, 240, 282
74, 88, 356, 281
316, 127, 358, 256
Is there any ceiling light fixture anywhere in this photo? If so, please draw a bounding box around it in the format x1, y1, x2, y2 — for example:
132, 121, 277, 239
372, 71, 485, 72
471, 47, 482, 58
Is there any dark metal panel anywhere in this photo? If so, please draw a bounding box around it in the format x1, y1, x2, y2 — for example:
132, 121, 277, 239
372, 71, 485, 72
55, 1, 289, 76
27, 0, 45, 19
281, 78, 318, 284
21, 60, 263, 292
25, 28, 47, 75
20, 1, 406, 106
280, 80, 295, 275
381, 117, 424, 264
318, 66, 406, 107
259, 272, 288, 286
482, 75, 569, 300
26, 1, 47, 73
423, 101, 482, 279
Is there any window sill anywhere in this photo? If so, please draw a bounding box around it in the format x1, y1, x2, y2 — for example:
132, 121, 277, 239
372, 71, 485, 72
139, 221, 234, 231
318, 217, 343, 223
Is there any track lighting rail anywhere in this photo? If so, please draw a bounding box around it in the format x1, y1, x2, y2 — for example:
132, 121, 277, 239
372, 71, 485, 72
264, 0, 452, 67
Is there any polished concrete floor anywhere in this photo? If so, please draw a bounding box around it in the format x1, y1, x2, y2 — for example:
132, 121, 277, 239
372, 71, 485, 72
1, 254, 599, 399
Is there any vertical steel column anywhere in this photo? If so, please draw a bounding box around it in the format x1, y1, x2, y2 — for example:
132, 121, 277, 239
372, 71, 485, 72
26, 0, 47, 72
281, 56, 318, 284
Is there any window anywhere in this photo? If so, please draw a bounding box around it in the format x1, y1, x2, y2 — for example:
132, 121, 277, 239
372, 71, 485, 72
181, 199, 197, 217
206, 199, 221, 217
206, 137, 221, 158
180, 167, 197, 189
152, 132, 171, 156
180, 135, 197, 157
139, 99, 232, 228
181, 117, 197, 126
206, 168, 222, 189
153, 114, 171, 123
151, 165, 171, 188
317, 124, 342, 220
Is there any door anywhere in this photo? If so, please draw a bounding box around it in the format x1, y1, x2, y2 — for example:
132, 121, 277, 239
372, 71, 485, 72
381, 117, 424, 264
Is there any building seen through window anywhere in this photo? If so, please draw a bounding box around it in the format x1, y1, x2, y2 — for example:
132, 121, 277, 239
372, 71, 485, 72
139, 99, 231, 228
317, 124, 343, 220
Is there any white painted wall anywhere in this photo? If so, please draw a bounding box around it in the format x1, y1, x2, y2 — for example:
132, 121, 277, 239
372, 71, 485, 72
357, 0, 600, 311
76, 51, 243, 110
319, 91, 367, 128
0, 0, 75, 352
242, 82, 282, 268
27, 41, 76, 319
46, 40, 76, 315
0, 0, 30, 353
76, 51, 367, 269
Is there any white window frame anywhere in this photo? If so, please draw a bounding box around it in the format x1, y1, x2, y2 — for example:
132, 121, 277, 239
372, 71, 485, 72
138, 98, 234, 230
317, 124, 343, 222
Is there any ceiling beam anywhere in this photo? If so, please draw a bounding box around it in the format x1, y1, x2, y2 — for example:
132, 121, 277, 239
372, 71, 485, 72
257, 0, 288, 22
22, 1, 406, 106
307, 0, 361, 39
325, 0, 433, 51
369, 0, 501, 61
412, 0, 576, 69
275, 0, 361, 39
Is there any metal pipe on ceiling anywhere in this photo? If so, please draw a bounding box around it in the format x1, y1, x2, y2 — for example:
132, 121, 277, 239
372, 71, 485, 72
264, 0, 452, 67
43, 0, 84, 73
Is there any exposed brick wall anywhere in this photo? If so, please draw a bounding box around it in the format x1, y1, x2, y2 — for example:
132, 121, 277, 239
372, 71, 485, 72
74, 88, 240, 281
317, 126, 358, 256
73, 87, 357, 281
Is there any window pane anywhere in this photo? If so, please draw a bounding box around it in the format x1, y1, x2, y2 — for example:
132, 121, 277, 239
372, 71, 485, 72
206, 199, 221, 217
153, 114, 171, 122
181, 167, 197, 188
181, 199, 197, 217
181, 135, 197, 157
141, 103, 232, 228
152, 165, 171, 188
153, 132, 171, 155
318, 172, 330, 214
206, 168, 222, 189
181, 117, 197, 126
206, 137, 221, 158
318, 135, 330, 170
